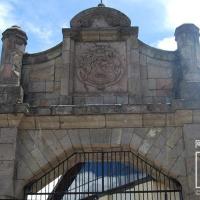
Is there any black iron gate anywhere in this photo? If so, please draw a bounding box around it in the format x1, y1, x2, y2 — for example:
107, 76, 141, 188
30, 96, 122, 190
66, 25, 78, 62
24, 151, 183, 200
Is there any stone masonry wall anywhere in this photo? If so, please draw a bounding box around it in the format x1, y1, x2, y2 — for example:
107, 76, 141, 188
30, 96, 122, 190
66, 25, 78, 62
21, 39, 176, 106
22, 43, 63, 106
0, 108, 195, 200
0, 5, 200, 200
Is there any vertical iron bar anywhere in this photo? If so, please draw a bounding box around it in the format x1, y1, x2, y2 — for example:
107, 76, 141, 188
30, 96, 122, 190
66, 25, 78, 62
137, 154, 141, 200
145, 161, 149, 200
132, 153, 136, 200
97, 152, 99, 193
102, 152, 104, 192
165, 192, 168, 200
88, 153, 90, 196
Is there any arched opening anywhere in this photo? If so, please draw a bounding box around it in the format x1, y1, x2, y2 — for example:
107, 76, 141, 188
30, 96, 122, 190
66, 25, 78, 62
24, 151, 183, 200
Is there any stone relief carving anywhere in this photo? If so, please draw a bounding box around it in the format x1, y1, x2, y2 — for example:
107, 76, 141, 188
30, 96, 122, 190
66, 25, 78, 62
76, 44, 125, 90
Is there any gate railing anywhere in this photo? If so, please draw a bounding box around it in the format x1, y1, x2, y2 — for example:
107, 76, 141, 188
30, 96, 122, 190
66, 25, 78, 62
24, 151, 183, 200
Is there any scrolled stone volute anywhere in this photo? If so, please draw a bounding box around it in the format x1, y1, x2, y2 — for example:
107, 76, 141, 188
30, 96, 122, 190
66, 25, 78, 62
70, 6, 131, 28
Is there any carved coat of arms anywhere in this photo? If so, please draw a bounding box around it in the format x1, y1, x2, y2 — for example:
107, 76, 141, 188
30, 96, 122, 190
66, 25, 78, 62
76, 44, 124, 90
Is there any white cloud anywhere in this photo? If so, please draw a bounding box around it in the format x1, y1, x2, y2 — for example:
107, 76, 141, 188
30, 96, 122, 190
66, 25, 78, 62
0, 2, 16, 32
156, 36, 177, 51
26, 22, 53, 43
162, 0, 200, 29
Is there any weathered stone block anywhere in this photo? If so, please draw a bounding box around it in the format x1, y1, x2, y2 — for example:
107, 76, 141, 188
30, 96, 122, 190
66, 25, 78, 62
81, 31, 100, 41
45, 81, 54, 92
148, 79, 156, 90
148, 65, 172, 79
85, 96, 104, 104
0, 176, 14, 197
35, 116, 60, 129
146, 145, 161, 161
60, 115, 105, 129
16, 160, 33, 180
193, 110, 200, 123
73, 97, 86, 105
54, 130, 72, 151
139, 54, 147, 66
7, 114, 23, 127
62, 50, 70, 64
153, 134, 166, 148
106, 114, 142, 128
29, 81, 45, 93
180, 82, 200, 100
31, 147, 49, 168
170, 156, 186, 177
130, 133, 143, 151
135, 128, 151, 139
166, 127, 182, 149
68, 129, 82, 148
138, 139, 152, 156
166, 113, 175, 126
183, 124, 200, 140
143, 114, 166, 127
0, 161, 14, 176
0, 144, 15, 160
40, 130, 65, 159
30, 62, 54, 81
0, 128, 17, 143
156, 89, 171, 97
103, 95, 116, 104
62, 37, 71, 51
175, 110, 192, 126
19, 117, 35, 129
52, 105, 72, 115
156, 79, 173, 90
99, 30, 119, 41
116, 95, 128, 104
128, 77, 141, 95
155, 146, 175, 170
121, 128, 134, 145
128, 95, 142, 104
78, 129, 91, 147
0, 86, 23, 104
90, 129, 111, 147
0, 114, 8, 127
111, 129, 122, 147
140, 65, 148, 79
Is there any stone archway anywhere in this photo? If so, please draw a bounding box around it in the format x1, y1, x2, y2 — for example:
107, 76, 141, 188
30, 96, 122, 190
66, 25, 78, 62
24, 150, 183, 200
15, 127, 186, 199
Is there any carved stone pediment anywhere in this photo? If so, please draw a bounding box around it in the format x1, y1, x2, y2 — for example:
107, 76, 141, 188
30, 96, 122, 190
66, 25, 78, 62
70, 6, 131, 29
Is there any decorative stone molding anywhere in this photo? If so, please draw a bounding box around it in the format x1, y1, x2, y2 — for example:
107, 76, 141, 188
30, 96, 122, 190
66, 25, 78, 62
70, 6, 131, 28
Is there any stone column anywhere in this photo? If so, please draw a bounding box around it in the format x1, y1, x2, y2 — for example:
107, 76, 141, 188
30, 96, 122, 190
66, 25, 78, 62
175, 24, 200, 99
0, 26, 27, 104
1, 25, 27, 85
60, 29, 74, 104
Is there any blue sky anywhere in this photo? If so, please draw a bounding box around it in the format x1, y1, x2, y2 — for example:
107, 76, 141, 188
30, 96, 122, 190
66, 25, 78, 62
0, 0, 200, 53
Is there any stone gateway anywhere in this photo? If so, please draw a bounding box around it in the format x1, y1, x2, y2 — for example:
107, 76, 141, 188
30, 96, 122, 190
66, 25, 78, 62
0, 3, 200, 200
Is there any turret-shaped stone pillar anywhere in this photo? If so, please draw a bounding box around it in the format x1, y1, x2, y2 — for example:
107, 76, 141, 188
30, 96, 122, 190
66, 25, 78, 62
0, 26, 27, 104
0, 25, 27, 85
175, 24, 200, 99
